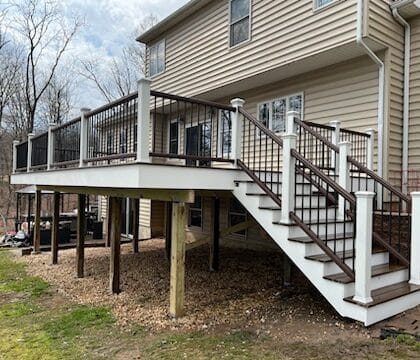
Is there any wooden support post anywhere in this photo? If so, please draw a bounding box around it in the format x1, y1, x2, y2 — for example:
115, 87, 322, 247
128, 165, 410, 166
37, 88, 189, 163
51, 192, 60, 265
27, 194, 32, 236
283, 253, 292, 287
76, 194, 86, 278
32, 190, 42, 255
165, 202, 173, 262
169, 202, 186, 318
132, 198, 140, 253
106, 196, 112, 247
209, 197, 220, 272
109, 197, 122, 294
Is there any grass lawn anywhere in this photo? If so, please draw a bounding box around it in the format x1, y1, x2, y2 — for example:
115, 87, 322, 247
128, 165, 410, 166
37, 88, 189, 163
0, 250, 419, 359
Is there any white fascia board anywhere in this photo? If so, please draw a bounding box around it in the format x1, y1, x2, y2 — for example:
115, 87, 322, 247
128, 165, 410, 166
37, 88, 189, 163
11, 163, 246, 191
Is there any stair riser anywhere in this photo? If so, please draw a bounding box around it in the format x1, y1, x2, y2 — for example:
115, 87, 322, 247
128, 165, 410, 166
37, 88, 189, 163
294, 196, 327, 208
322, 252, 389, 274
340, 269, 410, 298
288, 222, 355, 238
278, 208, 340, 223
304, 238, 355, 256
246, 182, 313, 196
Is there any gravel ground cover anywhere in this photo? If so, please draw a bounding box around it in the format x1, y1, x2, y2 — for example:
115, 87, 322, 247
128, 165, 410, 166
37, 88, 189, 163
17, 240, 410, 342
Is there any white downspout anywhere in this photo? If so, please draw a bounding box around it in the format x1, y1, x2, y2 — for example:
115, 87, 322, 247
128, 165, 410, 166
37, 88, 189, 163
392, 8, 411, 195
357, 0, 385, 178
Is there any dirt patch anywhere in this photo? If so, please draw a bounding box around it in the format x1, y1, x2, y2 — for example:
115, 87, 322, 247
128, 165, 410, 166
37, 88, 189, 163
17, 240, 409, 343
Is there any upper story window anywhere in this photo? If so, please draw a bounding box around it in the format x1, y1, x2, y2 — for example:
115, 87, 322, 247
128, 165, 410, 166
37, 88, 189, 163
229, 0, 251, 47
168, 120, 179, 155
314, 0, 335, 9
219, 110, 232, 158
119, 128, 127, 154
258, 93, 303, 134
149, 40, 165, 77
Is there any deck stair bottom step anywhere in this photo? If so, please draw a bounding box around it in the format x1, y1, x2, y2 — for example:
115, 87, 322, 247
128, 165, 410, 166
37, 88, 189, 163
305, 248, 386, 263
344, 281, 420, 308
324, 264, 407, 284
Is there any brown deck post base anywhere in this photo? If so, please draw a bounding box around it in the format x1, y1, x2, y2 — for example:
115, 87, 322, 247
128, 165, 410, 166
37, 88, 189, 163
32, 190, 42, 255
76, 194, 86, 278
132, 198, 140, 254
51, 192, 60, 265
110, 197, 122, 294
209, 197, 220, 272
169, 202, 186, 318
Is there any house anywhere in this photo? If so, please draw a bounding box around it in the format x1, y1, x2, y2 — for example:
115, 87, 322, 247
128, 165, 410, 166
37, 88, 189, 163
10, 0, 420, 326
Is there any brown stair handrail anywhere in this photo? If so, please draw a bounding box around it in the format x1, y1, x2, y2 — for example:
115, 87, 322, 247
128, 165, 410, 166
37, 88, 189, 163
295, 118, 339, 153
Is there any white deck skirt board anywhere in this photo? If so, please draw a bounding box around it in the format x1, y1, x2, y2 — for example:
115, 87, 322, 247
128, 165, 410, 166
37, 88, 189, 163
11, 163, 248, 190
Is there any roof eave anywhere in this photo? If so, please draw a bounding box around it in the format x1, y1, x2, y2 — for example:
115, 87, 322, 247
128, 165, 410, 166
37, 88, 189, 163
136, 0, 213, 44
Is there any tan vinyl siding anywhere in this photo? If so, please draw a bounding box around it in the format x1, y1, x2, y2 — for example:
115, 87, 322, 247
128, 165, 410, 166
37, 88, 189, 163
368, 0, 404, 179
148, 0, 358, 97
409, 16, 420, 169
100, 196, 152, 239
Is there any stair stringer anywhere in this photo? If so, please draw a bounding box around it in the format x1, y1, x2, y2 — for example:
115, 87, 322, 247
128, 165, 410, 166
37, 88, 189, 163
232, 181, 368, 324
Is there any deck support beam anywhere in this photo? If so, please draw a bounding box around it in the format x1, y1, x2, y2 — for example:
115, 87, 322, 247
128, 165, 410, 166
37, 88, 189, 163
132, 198, 140, 253
209, 197, 220, 272
165, 202, 173, 262
32, 190, 42, 254
109, 197, 122, 294
76, 194, 86, 278
51, 192, 60, 265
169, 202, 186, 318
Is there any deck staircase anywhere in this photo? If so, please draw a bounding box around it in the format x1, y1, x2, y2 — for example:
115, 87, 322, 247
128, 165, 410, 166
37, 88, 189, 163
231, 108, 420, 326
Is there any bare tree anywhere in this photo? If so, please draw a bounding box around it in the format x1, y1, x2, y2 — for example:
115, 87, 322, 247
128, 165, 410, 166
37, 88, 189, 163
80, 14, 158, 102
10, 0, 82, 133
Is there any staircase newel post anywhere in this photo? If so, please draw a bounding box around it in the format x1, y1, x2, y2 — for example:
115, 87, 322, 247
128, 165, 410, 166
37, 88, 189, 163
338, 141, 351, 220
27, 133, 35, 172
137, 78, 152, 163
230, 98, 245, 165
353, 191, 375, 305
410, 192, 420, 285
329, 120, 341, 171
79, 108, 91, 168
281, 111, 298, 224
47, 122, 55, 171
365, 128, 375, 171
12, 140, 20, 174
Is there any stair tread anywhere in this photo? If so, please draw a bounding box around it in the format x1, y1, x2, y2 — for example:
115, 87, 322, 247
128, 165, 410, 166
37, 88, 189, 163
259, 206, 281, 211
305, 247, 386, 263
324, 264, 408, 284
273, 219, 353, 226
344, 281, 420, 308
289, 232, 354, 244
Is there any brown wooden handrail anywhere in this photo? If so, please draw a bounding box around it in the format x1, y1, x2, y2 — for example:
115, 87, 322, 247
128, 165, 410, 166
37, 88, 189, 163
238, 108, 283, 147
52, 117, 81, 133
87, 92, 138, 117
347, 157, 411, 204
292, 149, 356, 205
151, 90, 236, 112
295, 118, 339, 153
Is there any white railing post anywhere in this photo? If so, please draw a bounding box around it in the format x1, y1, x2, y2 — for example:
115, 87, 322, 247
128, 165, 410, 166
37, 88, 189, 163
79, 108, 90, 168
353, 191, 375, 304
12, 140, 20, 174
365, 128, 375, 171
338, 141, 352, 220
137, 78, 152, 163
230, 98, 245, 165
27, 133, 35, 172
281, 111, 298, 224
47, 122, 55, 171
410, 192, 420, 285
330, 120, 341, 170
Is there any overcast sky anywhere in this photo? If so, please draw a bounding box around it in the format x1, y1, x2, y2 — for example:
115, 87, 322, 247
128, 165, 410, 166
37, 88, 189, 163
61, 0, 190, 111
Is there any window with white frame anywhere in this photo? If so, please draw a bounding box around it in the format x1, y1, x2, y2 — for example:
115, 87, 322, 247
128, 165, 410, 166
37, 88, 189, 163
230, 0, 251, 47
257, 93, 303, 133
229, 198, 247, 236
149, 40, 165, 77
188, 196, 202, 228
106, 133, 114, 154
168, 120, 179, 155
219, 110, 232, 158
314, 0, 335, 9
